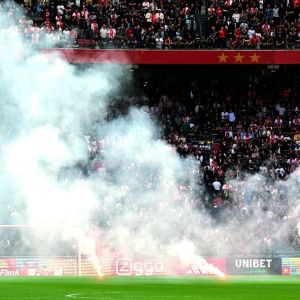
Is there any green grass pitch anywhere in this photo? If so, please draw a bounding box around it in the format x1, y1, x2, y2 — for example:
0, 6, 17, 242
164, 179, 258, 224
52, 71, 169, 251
0, 276, 299, 300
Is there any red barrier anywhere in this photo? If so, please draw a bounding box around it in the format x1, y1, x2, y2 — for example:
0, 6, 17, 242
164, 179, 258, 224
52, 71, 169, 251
41, 49, 300, 65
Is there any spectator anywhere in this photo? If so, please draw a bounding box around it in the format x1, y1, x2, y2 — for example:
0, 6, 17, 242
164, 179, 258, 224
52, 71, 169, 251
212, 178, 222, 193
100, 24, 108, 44
2, 0, 299, 49
228, 110, 236, 125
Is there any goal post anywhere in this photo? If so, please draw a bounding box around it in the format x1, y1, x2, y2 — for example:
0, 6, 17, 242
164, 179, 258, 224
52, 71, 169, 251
0, 224, 103, 276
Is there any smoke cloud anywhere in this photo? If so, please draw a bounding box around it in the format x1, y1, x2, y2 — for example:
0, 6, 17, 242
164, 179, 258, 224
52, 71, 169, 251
0, 3, 299, 277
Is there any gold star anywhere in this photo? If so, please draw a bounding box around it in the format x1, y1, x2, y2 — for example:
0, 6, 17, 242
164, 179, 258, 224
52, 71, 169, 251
234, 52, 244, 63
217, 52, 228, 63
249, 52, 260, 63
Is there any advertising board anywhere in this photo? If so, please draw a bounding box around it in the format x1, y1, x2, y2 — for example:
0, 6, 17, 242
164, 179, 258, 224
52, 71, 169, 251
282, 258, 300, 275
227, 258, 282, 275
0, 258, 63, 276
112, 257, 226, 276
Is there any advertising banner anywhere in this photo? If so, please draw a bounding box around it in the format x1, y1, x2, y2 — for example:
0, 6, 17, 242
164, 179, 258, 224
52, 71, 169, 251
0, 258, 63, 276
282, 258, 300, 275
227, 258, 282, 275
112, 257, 226, 276
112, 258, 165, 276
184, 258, 226, 276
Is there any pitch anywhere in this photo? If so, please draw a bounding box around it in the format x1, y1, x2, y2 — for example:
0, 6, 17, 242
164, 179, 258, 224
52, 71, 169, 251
0, 276, 299, 300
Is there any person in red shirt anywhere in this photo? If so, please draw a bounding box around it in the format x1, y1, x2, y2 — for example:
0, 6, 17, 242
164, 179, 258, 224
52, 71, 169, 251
108, 25, 116, 40
262, 22, 270, 33
181, 4, 190, 16
213, 195, 223, 208
99, 0, 107, 6
208, 5, 215, 17
269, 132, 277, 145
125, 27, 133, 40
216, 6, 223, 18
250, 33, 260, 49
234, 27, 241, 45
151, 11, 156, 24
217, 26, 226, 48
235, 132, 242, 144
245, 132, 251, 144
91, 19, 99, 40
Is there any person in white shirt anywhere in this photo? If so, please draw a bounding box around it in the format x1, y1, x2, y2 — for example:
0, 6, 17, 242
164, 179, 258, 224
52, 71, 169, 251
221, 110, 229, 121
155, 9, 164, 22
155, 33, 163, 49
57, 3, 65, 16
150, 1, 158, 11
212, 179, 222, 192
228, 111, 236, 123
248, 27, 255, 38
232, 10, 240, 23
142, 0, 150, 10
275, 103, 286, 116
273, 5, 279, 19
145, 9, 152, 26
100, 24, 108, 41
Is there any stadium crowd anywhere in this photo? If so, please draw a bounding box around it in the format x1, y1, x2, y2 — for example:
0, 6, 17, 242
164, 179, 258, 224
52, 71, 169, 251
103, 66, 300, 253
2, 66, 300, 255
2, 0, 300, 48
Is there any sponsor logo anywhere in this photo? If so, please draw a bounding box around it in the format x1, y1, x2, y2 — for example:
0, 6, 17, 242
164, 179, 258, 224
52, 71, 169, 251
0, 268, 63, 276
234, 259, 272, 269
0, 269, 20, 276
29, 269, 63, 276
186, 264, 215, 275
115, 258, 164, 276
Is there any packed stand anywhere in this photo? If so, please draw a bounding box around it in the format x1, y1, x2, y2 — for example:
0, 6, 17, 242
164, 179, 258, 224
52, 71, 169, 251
54, 65, 300, 254
0, 0, 200, 48
205, 0, 300, 49
3, 65, 300, 255
2, 0, 300, 48
131, 66, 300, 253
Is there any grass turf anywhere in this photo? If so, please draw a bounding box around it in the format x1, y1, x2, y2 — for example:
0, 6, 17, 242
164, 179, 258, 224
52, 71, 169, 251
0, 276, 299, 300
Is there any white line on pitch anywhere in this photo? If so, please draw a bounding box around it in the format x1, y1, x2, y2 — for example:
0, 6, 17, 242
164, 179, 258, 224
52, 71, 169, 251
65, 292, 121, 299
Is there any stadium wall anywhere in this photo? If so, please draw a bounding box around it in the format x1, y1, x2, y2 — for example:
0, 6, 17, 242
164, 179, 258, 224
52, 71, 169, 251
0, 256, 299, 276
41, 49, 300, 65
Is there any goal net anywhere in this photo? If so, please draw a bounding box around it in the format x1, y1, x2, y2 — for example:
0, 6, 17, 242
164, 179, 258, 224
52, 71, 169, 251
0, 225, 106, 276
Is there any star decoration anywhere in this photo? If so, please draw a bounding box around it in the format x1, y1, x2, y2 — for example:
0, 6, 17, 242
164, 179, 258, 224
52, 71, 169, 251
234, 52, 244, 63
218, 52, 228, 63
249, 52, 260, 63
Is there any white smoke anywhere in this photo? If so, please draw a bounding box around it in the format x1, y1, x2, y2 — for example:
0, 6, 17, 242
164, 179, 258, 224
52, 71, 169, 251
0, 4, 125, 232
0, 2, 300, 279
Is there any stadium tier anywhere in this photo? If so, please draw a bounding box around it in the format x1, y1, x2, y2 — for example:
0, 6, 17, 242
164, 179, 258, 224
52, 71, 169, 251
1, 63, 300, 277
2, 0, 300, 49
